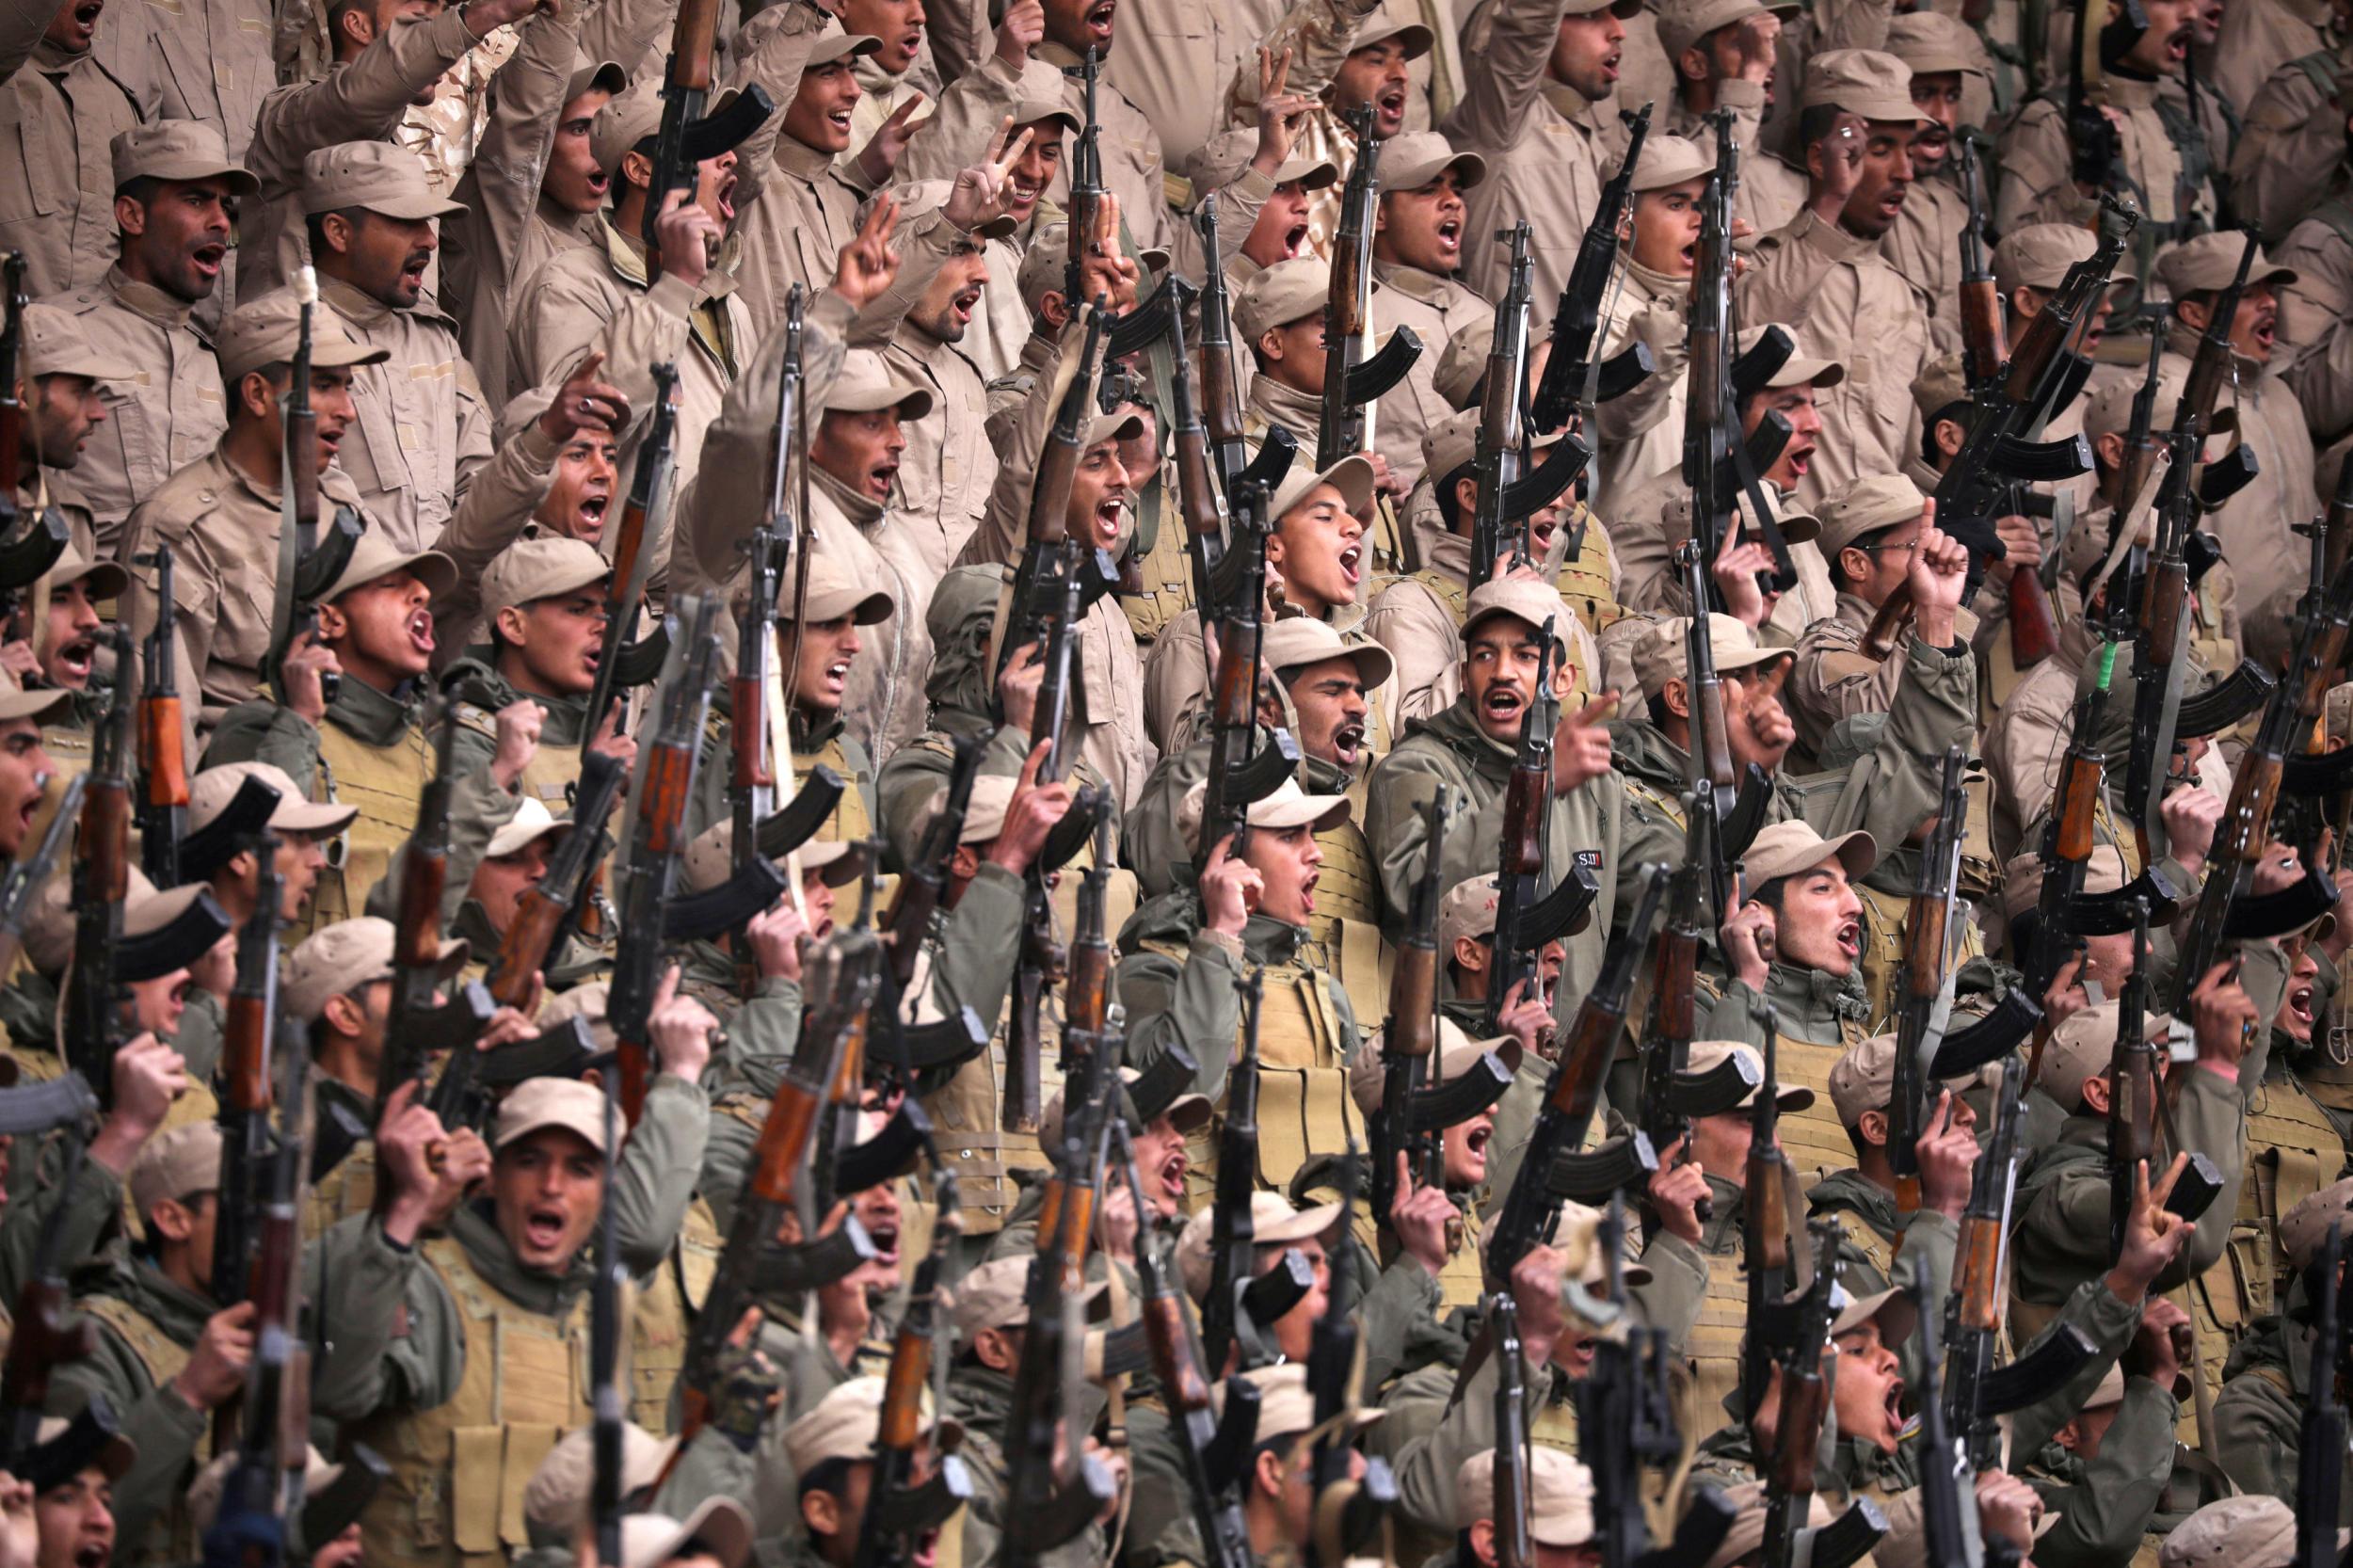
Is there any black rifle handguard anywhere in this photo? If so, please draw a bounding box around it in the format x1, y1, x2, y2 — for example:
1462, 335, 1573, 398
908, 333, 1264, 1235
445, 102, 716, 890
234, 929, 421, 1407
1200, 1379, 1262, 1493
680, 83, 776, 163
1407, 1052, 1515, 1131
752, 1217, 880, 1295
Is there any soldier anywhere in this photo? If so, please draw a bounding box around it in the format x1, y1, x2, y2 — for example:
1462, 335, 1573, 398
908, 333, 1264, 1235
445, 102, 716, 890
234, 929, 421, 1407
45, 121, 252, 553
45, 1124, 259, 1566
1739, 50, 1938, 511
1367, 133, 1488, 493
2273, 141, 2353, 446
776, 1376, 962, 1568
2225, 27, 2347, 247
9, 304, 127, 548
1710, 819, 1879, 1055
184, 762, 356, 942
1449, 1448, 1605, 1568
240, 0, 552, 300
22, 1416, 133, 1568
2211, 1176, 2353, 1510
984, 1061, 1214, 1261
1118, 775, 1361, 1199
1690, 1284, 1919, 1499
12, 542, 124, 749
0, 0, 141, 298
296, 142, 488, 552
2231, 936, 2353, 1316
450, 796, 576, 972
1587, 132, 1714, 513
2017, 1353, 2185, 1568
841, 0, 935, 159
1233, 258, 1398, 505
1879, 11, 1988, 357
313, 1072, 712, 1568
1650, 0, 1805, 236
1024, 0, 1176, 261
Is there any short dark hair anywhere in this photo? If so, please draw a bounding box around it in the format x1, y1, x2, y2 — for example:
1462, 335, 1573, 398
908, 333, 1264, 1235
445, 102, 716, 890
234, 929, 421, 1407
1750, 874, 1790, 912
115, 174, 160, 211
1920, 401, 1969, 463
1437, 460, 1478, 533
1825, 522, 1898, 593
799, 1458, 854, 1502
304, 206, 369, 259
1797, 104, 1847, 152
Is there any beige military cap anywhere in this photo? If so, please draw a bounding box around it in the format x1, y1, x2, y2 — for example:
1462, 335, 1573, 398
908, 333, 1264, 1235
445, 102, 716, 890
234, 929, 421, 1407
1438, 873, 1501, 947
564, 53, 626, 105
1080, 406, 1146, 450
48, 538, 127, 601
484, 795, 570, 861
282, 916, 467, 1023
2280, 1174, 2353, 1270
1269, 452, 1377, 520
217, 290, 391, 381
1349, 1016, 1523, 1116
524, 1422, 680, 1533
1351, 16, 1433, 56
2159, 1496, 2309, 1568
1911, 351, 1969, 427
1833, 1281, 1917, 1344
1461, 577, 1573, 648
484, 536, 610, 623
2002, 841, 2129, 919
807, 27, 884, 66
130, 1121, 222, 1220
1261, 616, 1394, 689
2034, 999, 2167, 1110
1010, 94, 1081, 135
591, 78, 666, 175
826, 348, 936, 419
950, 1256, 1111, 1338
1036, 1064, 1212, 1152
1476, 1197, 1654, 1285
1656, 0, 1798, 60
494, 1076, 610, 1153
1826, 1030, 1993, 1125
1177, 775, 1352, 855
317, 528, 457, 605
1421, 407, 1483, 480
783, 1376, 964, 1475
539, 979, 614, 1046
24, 303, 138, 382
1993, 224, 2093, 296
1432, 320, 1494, 409
1736, 322, 1846, 388
679, 819, 865, 894
1802, 49, 1929, 123
2082, 1361, 2127, 1410
127, 877, 220, 951
1740, 818, 1877, 884
1235, 256, 1328, 340
301, 142, 466, 220
1689, 1039, 1817, 1112
190, 760, 357, 838
888, 178, 1016, 242
1630, 613, 1790, 699
1884, 9, 1987, 74
2154, 232, 2297, 297
1176, 1191, 1342, 1300
618, 1499, 756, 1568
777, 538, 896, 625
1453, 1448, 1595, 1544
1383, 132, 1485, 192
919, 772, 1018, 845
28, 1415, 135, 1480
1015, 221, 1090, 312
1815, 472, 1928, 557
1228, 1361, 1385, 1444
1613, 132, 1713, 191
111, 120, 261, 194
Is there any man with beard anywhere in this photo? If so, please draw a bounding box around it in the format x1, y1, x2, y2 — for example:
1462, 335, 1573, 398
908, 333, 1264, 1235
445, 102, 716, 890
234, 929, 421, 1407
1995, 0, 2216, 248
1369, 135, 1489, 494
1739, 51, 1938, 511
312, 1068, 714, 1568
1653, 0, 1804, 235
296, 142, 488, 552
7, 543, 124, 775
1446, 0, 1642, 325
1880, 12, 1986, 357
0, 0, 139, 298
46, 123, 253, 554
240, 0, 555, 301
3, 308, 122, 563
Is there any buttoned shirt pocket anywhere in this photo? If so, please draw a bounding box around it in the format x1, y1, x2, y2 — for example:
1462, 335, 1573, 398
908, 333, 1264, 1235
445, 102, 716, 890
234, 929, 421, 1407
0, 80, 62, 218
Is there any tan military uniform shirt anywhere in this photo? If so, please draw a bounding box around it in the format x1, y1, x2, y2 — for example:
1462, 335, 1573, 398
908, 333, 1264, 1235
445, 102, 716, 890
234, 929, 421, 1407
0, 40, 142, 299
1881, 172, 1966, 359
44, 267, 227, 553
2203, 0, 2329, 119
2229, 50, 2341, 244
1369, 260, 1486, 494
313, 275, 493, 554
883, 318, 996, 584
1664, 82, 1806, 240
240, 8, 482, 303
1995, 77, 2208, 245
807, 466, 936, 768
2274, 200, 2353, 444
1789, 589, 1981, 760
1738, 208, 1934, 511
1102, 0, 1263, 173
93, 0, 269, 159
732, 134, 872, 345
1591, 257, 1688, 517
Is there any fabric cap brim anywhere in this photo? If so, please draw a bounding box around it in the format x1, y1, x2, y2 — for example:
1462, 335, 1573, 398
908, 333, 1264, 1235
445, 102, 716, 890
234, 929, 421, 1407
0, 685, 72, 723
566, 59, 627, 102
808, 31, 884, 64
59, 558, 128, 600
1257, 791, 1352, 835
124, 159, 261, 196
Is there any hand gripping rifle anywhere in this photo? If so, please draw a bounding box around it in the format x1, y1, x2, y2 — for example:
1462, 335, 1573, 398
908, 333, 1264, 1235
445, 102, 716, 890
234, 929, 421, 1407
1493, 1290, 1532, 1568
265, 267, 361, 713
865, 732, 991, 1078
1887, 747, 1969, 1217
583, 365, 681, 748
136, 543, 187, 887
486, 747, 630, 1009
2297, 1222, 2346, 1568
1195, 203, 1297, 504
1470, 223, 1591, 587
641, 0, 772, 283
1759, 1227, 1887, 1568
0, 254, 70, 623
1198, 478, 1303, 865
1320, 105, 1422, 472
851, 1167, 975, 1568
1531, 103, 1658, 436
1064, 48, 1107, 314
212, 834, 283, 1310
1202, 972, 1314, 1372
1373, 791, 1447, 1227
1484, 619, 1598, 1036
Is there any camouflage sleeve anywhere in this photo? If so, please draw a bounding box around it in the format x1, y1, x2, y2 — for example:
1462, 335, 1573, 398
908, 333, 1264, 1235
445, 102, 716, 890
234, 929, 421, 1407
0, 1132, 127, 1306
722, 980, 806, 1102
2006, 1274, 2145, 1463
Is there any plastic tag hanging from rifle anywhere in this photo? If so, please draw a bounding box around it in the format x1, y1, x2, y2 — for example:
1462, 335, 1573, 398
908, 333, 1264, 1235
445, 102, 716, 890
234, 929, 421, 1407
0, 253, 72, 628
1529, 102, 1659, 440
583, 364, 682, 747
641, 0, 773, 284
1469, 222, 1592, 588
1194, 203, 1297, 504
266, 267, 362, 714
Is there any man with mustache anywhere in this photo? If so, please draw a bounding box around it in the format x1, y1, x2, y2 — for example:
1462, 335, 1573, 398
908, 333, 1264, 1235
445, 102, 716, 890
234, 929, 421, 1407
1995, 0, 2215, 247
43, 123, 253, 555
1652, 0, 1805, 236
0, 0, 140, 299
4, 542, 122, 782
1739, 51, 1938, 512
2150, 232, 2315, 665
1879, 12, 1989, 359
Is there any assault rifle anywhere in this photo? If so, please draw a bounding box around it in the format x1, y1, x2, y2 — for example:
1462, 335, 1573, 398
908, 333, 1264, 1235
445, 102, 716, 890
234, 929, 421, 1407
1493, 1292, 1531, 1568
0, 253, 68, 607
1198, 477, 1301, 862
582, 365, 680, 745
485, 748, 629, 1009
1530, 103, 1658, 435
1000, 310, 1120, 695
1485, 618, 1597, 1035
2105, 901, 2226, 1258
1741, 1003, 1797, 1439
641, 0, 772, 282
0, 772, 83, 978
852, 1168, 974, 1568
1908, 1274, 1983, 1568
867, 732, 991, 1077
136, 544, 187, 886
1373, 792, 1446, 1225
2068, 0, 2143, 195
1304, 1146, 1392, 1568
1471, 222, 1590, 586
1064, 48, 1106, 315
212, 835, 282, 1309
2296, 1222, 2345, 1568
1201, 972, 1314, 1373
264, 268, 360, 712
0, 1126, 98, 1472
1195, 202, 1297, 503
1321, 104, 1422, 472
1887, 748, 1968, 1217
1677, 539, 1772, 926
1759, 1228, 1887, 1568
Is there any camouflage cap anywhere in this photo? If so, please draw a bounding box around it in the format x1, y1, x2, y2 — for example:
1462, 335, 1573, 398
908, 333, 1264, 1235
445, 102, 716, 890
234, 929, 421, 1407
2280, 1174, 2353, 1270
524, 1423, 680, 1533
1234, 256, 1328, 341
1655, 0, 1798, 60
1348, 1015, 1523, 1116
24, 303, 139, 382
2158, 1497, 2307, 1568
1261, 616, 1394, 691
189, 760, 356, 838
1437, 873, 1502, 948
111, 120, 260, 195
483, 536, 611, 623
282, 916, 466, 1023
1815, 472, 1928, 556
1801, 49, 1928, 123
1381, 131, 1485, 192
1176, 1192, 1341, 1300
316, 527, 458, 604
217, 289, 390, 382
300, 141, 466, 220
618, 1499, 755, 1568
1911, 350, 1970, 428
1629, 613, 1791, 699
2154, 232, 2297, 297
1454, 1448, 1594, 1544
1884, 9, 1987, 74
1739, 818, 1876, 884
129, 1121, 222, 1219
783, 1377, 964, 1474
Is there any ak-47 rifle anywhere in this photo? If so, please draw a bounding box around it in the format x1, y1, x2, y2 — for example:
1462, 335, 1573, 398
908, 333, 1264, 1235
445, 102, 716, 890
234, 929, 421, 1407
1760, 1227, 1887, 1568
1470, 223, 1589, 587
264, 268, 360, 712
1908, 1273, 1983, 1568
1492, 1291, 1531, 1568
1373, 792, 1447, 1226
0, 253, 70, 627
1195, 203, 1297, 504
2296, 1222, 2345, 1568
1202, 973, 1312, 1372
1685, 113, 1795, 597
486, 748, 629, 1010
1164, 292, 1231, 625
212, 835, 282, 1310
0, 772, 83, 979
1064, 48, 1106, 314
1531, 104, 1658, 436
1864, 200, 2136, 660
67, 626, 137, 1098
1677, 541, 1772, 926
1320, 104, 1422, 473
1305, 1146, 1391, 1568
1952, 1055, 2098, 1470
1197, 478, 1301, 865
1626, 842, 1737, 1224
136, 544, 187, 886
610, 598, 725, 1126
2069, 0, 2143, 196
641, 0, 772, 282
852, 1166, 973, 1568
1954, 139, 2004, 395
583, 365, 681, 746
1887, 748, 1968, 1218
1484, 619, 1597, 1036
1741, 1003, 1797, 1444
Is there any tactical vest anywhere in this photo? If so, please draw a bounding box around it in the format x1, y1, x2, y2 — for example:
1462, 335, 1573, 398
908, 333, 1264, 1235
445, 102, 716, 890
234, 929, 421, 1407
353, 1235, 595, 1568
303, 719, 435, 942
1301, 818, 1388, 1026
629, 1197, 722, 1434
1826, 1207, 1897, 1288
79, 1295, 197, 1568
2150, 91, 2217, 247
1852, 880, 1990, 1036
1553, 513, 1626, 641
1529, 1386, 1579, 1455
2171, 1270, 2237, 1452
1122, 484, 1194, 648
306, 1144, 378, 1241
800, 737, 872, 846
2234, 1073, 2347, 1317
1158, 943, 1357, 1205
1767, 1035, 1862, 1188
453, 703, 578, 812
1688, 1248, 1748, 1448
